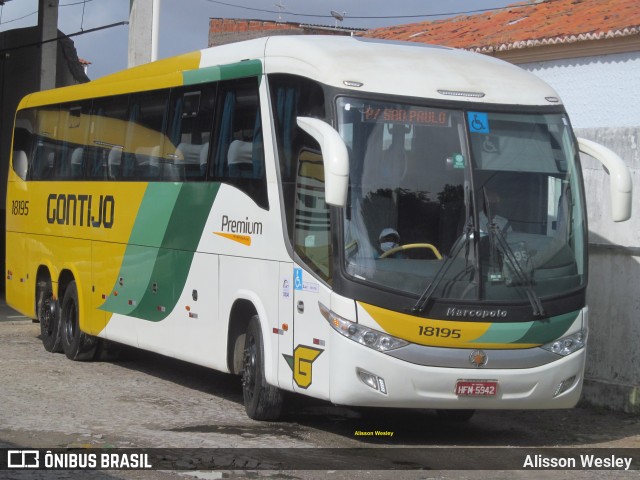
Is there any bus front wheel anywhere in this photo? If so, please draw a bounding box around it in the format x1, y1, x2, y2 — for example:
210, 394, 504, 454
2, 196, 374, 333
60, 280, 98, 361
242, 316, 283, 420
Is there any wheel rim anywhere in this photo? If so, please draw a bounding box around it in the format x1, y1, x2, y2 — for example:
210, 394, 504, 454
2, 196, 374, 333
40, 295, 54, 335
63, 299, 77, 344
242, 334, 257, 401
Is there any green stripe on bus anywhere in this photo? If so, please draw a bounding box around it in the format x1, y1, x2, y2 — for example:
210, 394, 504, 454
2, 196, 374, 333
129, 182, 220, 321
101, 182, 220, 321
470, 320, 535, 344
183, 59, 262, 85
99, 245, 161, 316
128, 183, 182, 246
515, 310, 579, 345
100, 183, 181, 315
474, 310, 579, 346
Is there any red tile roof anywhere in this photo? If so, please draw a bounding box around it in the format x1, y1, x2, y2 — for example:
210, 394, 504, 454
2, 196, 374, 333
364, 0, 640, 54
210, 18, 301, 34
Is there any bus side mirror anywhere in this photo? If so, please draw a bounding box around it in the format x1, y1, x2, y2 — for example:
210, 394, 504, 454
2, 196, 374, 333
577, 137, 632, 222
297, 117, 349, 207
13, 150, 28, 180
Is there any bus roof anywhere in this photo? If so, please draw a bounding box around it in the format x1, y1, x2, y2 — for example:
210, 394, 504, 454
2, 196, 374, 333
19, 35, 561, 110
278, 36, 561, 106
201, 35, 562, 107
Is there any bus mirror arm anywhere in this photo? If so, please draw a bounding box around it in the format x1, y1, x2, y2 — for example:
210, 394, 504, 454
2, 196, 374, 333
297, 117, 349, 207
577, 137, 632, 222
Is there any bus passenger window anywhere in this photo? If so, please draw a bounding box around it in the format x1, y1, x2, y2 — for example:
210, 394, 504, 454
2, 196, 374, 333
89, 95, 129, 180
127, 90, 169, 180
167, 84, 215, 181
211, 77, 268, 209
13, 109, 37, 180
29, 107, 61, 180
55, 103, 91, 179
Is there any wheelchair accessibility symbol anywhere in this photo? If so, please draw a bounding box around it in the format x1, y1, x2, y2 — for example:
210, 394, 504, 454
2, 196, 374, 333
468, 111, 490, 133
293, 267, 319, 293
294, 268, 303, 290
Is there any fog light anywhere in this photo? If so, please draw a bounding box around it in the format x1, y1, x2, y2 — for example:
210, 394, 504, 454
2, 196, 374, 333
554, 375, 577, 397
357, 368, 387, 395
357, 369, 378, 390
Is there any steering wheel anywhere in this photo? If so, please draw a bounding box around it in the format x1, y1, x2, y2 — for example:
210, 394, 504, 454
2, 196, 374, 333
379, 243, 442, 259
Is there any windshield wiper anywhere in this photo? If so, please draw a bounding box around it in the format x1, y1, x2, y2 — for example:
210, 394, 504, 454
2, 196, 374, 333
482, 188, 546, 318
413, 181, 477, 313
412, 215, 474, 313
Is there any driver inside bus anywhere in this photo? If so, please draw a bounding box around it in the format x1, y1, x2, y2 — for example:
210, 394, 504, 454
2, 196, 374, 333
378, 228, 406, 258
479, 188, 512, 235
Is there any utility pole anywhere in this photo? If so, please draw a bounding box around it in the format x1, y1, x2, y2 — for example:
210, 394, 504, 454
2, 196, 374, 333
128, 0, 160, 67
38, 0, 58, 91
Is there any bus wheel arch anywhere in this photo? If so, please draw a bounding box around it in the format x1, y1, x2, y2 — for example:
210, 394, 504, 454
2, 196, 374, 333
227, 299, 258, 375
58, 276, 97, 361
36, 267, 61, 353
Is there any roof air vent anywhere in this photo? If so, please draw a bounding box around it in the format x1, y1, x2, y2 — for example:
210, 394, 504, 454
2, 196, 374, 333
438, 89, 485, 98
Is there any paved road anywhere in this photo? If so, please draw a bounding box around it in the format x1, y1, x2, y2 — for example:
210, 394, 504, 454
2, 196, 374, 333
1, 299, 639, 479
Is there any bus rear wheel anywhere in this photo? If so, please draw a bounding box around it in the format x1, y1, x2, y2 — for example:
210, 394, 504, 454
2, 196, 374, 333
38, 279, 62, 353
60, 280, 98, 361
242, 316, 283, 420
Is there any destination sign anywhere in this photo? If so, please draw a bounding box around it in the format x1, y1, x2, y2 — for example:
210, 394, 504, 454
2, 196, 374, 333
362, 105, 451, 127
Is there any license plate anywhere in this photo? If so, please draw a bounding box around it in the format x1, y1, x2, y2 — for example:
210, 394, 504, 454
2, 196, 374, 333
455, 380, 498, 396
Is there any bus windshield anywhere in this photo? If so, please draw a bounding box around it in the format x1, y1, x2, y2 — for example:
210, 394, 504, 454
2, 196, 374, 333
337, 97, 586, 304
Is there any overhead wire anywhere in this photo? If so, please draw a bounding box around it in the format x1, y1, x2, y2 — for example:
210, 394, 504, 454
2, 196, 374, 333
0, 21, 128, 54
203, 0, 548, 22
0, 0, 95, 28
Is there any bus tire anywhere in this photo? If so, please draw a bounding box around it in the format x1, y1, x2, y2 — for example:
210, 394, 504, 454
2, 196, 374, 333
242, 316, 283, 420
436, 409, 475, 422
38, 279, 62, 353
60, 280, 98, 361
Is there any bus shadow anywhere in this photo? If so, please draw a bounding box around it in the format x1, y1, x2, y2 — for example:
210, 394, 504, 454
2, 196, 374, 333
105, 345, 245, 405
284, 400, 640, 447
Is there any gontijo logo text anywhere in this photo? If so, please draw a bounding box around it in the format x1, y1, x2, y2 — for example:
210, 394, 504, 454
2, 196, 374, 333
46, 193, 115, 228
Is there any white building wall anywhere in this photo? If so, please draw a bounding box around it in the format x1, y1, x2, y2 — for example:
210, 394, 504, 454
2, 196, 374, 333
522, 52, 640, 129
520, 51, 640, 413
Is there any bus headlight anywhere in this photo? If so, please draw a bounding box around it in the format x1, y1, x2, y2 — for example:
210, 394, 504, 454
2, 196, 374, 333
541, 329, 587, 356
319, 303, 408, 352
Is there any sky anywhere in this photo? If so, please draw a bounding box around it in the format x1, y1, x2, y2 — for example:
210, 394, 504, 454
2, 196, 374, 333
0, 0, 521, 79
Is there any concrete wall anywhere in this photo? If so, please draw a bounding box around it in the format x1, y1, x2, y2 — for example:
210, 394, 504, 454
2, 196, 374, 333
522, 51, 640, 129
578, 127, 640, 413
520, 53, 640, 412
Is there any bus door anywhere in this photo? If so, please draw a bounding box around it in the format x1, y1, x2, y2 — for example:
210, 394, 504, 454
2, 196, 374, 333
277, 262, 295, 390
291, 267, 331, 400
288, 148, 332, 399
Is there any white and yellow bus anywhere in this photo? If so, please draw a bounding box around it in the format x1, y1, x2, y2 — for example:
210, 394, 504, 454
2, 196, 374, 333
6, 36, 631, 420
